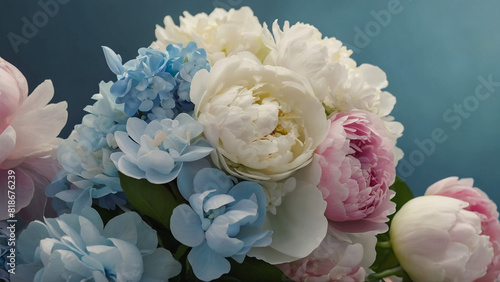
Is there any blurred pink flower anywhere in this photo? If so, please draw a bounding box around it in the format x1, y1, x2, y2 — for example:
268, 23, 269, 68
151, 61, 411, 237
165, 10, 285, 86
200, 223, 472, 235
0, 57, 67, 221
315, 110, 396, 234
0, 57, 28, 133
426, 177, 500, 282
276, 224, 377, 282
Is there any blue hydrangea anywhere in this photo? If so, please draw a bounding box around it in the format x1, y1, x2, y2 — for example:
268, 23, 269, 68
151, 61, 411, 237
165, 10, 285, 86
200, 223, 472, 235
111, 113, 213, 184
103, 42, 210, 120
0, 223, 12, 282
164, 42, 210, 114
15, 208, 181, 282
170, 160, 272, 281
50, 82, 128, 213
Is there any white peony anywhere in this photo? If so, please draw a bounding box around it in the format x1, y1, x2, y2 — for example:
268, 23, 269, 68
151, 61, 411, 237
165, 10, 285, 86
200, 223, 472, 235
262, 21, 404, 162
191, 52, 329, 182
390, 195, 493, 282
151, 6, 268, 63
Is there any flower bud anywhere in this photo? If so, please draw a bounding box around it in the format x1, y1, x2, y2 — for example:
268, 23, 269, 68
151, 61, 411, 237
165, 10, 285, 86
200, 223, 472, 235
390, 195, 493, 282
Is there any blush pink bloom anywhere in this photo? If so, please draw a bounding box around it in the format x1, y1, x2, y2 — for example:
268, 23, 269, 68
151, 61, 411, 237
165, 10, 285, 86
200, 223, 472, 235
0, 58, 67, 221
315, 110, 396, 234
0, 57, 28, 132
276, 224, 377, 282
425, 177, 500, 282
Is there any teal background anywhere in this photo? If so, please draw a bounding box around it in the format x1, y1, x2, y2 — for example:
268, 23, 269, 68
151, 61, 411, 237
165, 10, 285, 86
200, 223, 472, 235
1, 1, 499, 203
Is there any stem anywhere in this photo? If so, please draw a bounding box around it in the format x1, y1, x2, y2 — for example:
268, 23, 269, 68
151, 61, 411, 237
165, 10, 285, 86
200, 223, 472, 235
368, 266, 404, 279
376, 241, 392, 249
167, 181, 185, 203
174, 244, 189, 261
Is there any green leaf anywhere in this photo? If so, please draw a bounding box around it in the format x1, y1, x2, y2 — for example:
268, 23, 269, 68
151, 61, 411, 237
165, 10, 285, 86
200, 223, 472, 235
388, 177, 414, 222
216, 257, 287, 282
92, 205, 124, 226
119, 172, 180, 229
371, 233, 399, 273
370, 177, 414, 274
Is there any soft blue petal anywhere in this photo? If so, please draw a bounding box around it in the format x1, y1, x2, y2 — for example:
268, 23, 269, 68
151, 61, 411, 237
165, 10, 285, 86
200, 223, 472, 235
40, 251, 86, 282
116, 155, 146, 180
17, 221, 50, 262
57, 249, 94, 278
81, 254, 106, 274
71, 187, 93, 214
123, 96, 141, 116
110, 78, 132, 97
145, 164, 180, 184
79, 216, 104, 247
221, 200, 258, 236
137, 150, 175, 175
79, 207, 104, 233
11, 264, 41, 282
141, 248, 181, 281
114, 131, 140, 156
103, 212, 139, 246
228, 181, 267, 226
55, 189, 82, 202
203, 194, 235, 213
177, 159, 211, 200
170, 204, 205, 247
102, 46, 124, 75
108, 238, 144, 282
175, 145, 214, 162
188, 242, 231, 281
86, 245, 119, 274
194, 168, 234, 195
92, 271, 109, 282
189, 190, 214, 220
205, 216, 244, 257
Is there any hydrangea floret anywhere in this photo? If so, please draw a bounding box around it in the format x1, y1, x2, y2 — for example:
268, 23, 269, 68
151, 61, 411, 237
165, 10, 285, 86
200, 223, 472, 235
15, 208, 181, 282
111, 113, 213, 184
49, 82, 128, 213
170, 160, 272, 281
103, 42, 210, 120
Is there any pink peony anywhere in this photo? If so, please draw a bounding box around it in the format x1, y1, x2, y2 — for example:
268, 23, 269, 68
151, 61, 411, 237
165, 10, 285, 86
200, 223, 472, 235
0, 58, 67, 221
0, 57, 28, 133
276, 224, 377, 282
315, 110, 396, 234
425, 177, 500, 282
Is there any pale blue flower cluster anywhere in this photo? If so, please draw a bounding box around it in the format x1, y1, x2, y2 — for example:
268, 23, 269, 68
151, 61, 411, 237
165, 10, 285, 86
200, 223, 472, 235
171, 160, 272, 281
164, 42, 210, 114
111, 113, 213, 184
49, 82, 128, 213
15, 208, 181, 282
0, 223, 11, 282
103, 42, 210, 120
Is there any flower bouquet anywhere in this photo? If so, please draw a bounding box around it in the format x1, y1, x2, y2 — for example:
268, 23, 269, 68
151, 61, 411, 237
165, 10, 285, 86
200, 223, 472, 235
1, 6, 499, 282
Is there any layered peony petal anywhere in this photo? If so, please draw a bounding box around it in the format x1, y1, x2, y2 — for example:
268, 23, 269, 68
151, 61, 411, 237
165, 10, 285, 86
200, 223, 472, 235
0, 57, 28, 133
316, 110, 396, 234
277, 225, 377, 281
152, 7, 268, 63
3, 80, 67, 167
390, 195, 493, 281
425, 177, 500, 282
192, 53, 328, 182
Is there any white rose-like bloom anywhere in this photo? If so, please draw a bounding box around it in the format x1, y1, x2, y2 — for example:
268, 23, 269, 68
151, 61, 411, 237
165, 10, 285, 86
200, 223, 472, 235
262, 21, 404, 162
191, 52, 329, 182
151, 7, 268, 63
390, 195, 493, 282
